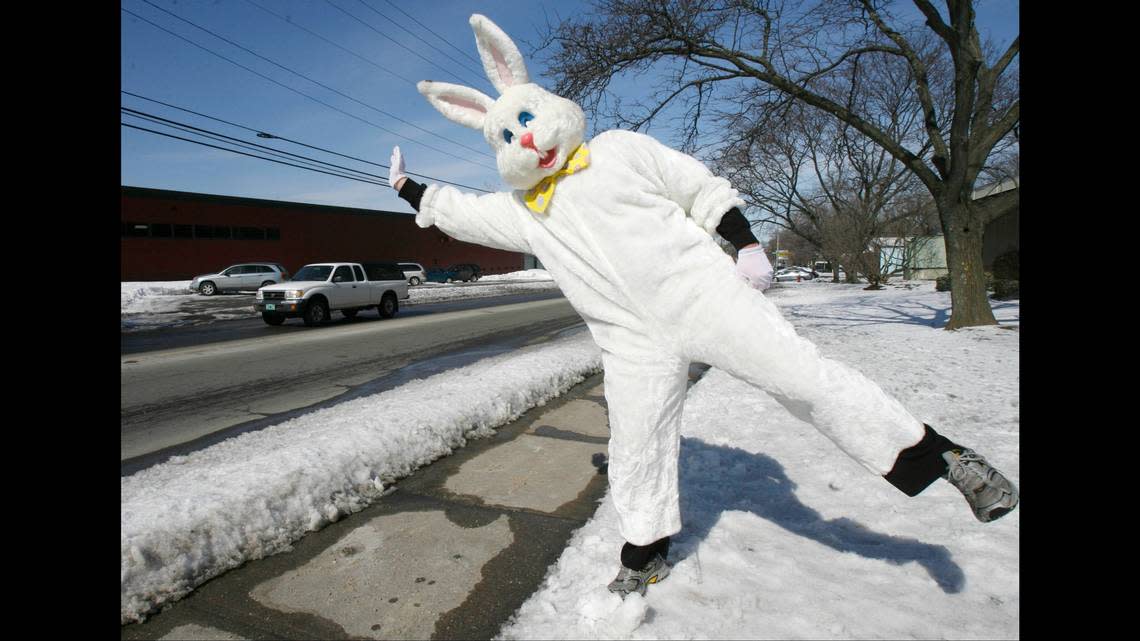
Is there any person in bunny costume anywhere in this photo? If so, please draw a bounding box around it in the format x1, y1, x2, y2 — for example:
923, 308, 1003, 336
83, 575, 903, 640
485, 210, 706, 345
388, 14, 1018, 598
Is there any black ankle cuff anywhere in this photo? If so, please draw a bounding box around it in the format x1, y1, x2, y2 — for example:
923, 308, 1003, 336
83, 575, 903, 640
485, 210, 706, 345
884, 424, 963, 497
621, 537, 670, 570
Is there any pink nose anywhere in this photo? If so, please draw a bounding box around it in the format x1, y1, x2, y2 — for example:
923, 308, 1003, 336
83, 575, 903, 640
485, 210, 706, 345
520, 132, 536, 151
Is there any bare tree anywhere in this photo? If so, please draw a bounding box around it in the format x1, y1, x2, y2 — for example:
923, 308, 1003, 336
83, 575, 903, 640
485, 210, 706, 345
815, 207, 882, 286
536, 0, 1018, 329
764, 223, 816, 269
720, 59, 929, 290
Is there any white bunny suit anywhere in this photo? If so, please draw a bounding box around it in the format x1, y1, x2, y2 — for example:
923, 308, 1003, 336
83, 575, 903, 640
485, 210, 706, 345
412, 129, 926, 545
401, 14, 927, 547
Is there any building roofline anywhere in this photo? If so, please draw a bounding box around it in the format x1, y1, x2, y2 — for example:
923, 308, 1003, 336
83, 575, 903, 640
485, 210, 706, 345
971, 176, 1019, 200
121, 185, 413, 219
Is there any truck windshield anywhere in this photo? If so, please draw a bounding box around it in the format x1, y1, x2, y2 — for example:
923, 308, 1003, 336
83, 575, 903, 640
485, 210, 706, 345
292, 265, 333, 281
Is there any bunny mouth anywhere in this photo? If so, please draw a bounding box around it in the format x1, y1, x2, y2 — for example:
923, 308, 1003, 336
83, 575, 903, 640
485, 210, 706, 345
537, 147, 559, 169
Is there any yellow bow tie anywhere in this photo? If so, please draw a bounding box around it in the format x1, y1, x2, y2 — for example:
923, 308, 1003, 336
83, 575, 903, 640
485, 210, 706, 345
523, 144, 590, 214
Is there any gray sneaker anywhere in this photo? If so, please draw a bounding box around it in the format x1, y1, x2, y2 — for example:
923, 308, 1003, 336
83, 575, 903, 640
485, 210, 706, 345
607, 553, 671, 597
942, 449, 1019, 522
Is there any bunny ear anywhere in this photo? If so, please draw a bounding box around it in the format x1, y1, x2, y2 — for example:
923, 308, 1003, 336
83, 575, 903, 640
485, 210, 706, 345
417, 80, 494, 131
470, 14, 530, 94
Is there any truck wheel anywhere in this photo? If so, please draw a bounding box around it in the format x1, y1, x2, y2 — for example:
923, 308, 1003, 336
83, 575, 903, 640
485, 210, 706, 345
262, 312, 285, 326
199, 281, 217, 296
378, 293, 398, 319
303, 299, 328, 326
342, 308, 359, 319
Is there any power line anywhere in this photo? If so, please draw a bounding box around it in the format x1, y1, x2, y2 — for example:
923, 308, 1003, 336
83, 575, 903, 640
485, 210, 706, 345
120, 5, 474, 169
122, 107, 392, 184
323, 0, 489, 91
240, 0, 421, 89
120, 90, 492, 192
351, 0, 489, 87
125, 1, 493, 165
124, 111, 373, 182
122, 90, 263, 135
379, 0, 484, 68
122, 122, 391, 188
136, 0, 491, 159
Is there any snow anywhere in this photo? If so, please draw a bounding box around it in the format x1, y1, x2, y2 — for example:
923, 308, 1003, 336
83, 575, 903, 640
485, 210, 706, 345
120, 280, 195, 316
408, 269, 559, 303
498, 281, 1019, 640
121, 325, 603, 624
121, 279, 1019, 637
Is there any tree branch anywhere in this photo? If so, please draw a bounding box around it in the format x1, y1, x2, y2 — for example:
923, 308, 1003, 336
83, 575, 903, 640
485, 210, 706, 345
991, 35, 1020, 79
969, 100, 1019, 168
912, 0, 956, 44
859, 0, 950, 179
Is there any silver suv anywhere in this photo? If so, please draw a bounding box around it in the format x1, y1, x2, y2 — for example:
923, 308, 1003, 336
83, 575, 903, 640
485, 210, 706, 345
190, 263, 291, 296
397, 262, 427, 286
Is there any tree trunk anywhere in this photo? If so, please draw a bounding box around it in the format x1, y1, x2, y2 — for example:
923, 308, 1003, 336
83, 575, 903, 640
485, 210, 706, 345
941, 199, 997, 330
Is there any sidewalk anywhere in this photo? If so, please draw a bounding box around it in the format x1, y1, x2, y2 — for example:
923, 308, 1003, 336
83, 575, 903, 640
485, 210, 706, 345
120, 364, 707, 641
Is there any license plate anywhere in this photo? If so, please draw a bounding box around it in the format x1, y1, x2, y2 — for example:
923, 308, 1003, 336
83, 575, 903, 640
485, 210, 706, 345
266, 304, 276, 311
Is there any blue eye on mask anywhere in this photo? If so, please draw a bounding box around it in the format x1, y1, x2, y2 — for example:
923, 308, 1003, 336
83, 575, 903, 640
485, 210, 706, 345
518, 112, 534, 127
503, 129, 514, 144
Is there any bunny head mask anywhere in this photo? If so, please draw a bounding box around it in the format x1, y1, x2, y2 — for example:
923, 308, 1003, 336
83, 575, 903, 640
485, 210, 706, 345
417, 14, 587, 191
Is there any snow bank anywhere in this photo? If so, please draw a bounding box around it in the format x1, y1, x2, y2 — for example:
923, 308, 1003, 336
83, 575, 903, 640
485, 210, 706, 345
120, 329, 603, 624
121, 281, 194, 315
480, 269, 555, 282
408, 271, 560, 304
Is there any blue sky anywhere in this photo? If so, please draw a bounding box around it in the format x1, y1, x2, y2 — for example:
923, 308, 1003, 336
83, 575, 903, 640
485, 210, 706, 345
120, 0, 1018, 217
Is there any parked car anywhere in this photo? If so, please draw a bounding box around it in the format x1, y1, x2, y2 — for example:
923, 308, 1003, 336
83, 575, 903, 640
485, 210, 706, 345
397, 262, 427, 286
254, 262, 409, 326
453, 263, 483, 281
190, 263, 290, 296
773, 267, 819, 282
425, 263, 483, 283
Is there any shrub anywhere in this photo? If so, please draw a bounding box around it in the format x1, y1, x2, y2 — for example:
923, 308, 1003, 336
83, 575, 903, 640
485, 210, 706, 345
992, 250, 1020, 280
992, 279, 1020, 300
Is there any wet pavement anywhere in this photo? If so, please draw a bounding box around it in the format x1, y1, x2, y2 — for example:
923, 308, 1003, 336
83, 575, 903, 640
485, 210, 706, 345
121, 373, 612, 640
121, 363, 710, 640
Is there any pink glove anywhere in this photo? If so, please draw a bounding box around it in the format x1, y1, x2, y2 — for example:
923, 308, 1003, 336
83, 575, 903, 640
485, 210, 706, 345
736, 245, 773, 291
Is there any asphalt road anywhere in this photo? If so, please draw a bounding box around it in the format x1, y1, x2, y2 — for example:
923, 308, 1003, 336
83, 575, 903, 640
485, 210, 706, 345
120, 290, 567, 354
121, 295, 585, 474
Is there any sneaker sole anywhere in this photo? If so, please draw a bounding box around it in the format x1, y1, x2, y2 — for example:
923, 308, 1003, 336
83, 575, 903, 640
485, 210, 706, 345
985, 506, 1013, 522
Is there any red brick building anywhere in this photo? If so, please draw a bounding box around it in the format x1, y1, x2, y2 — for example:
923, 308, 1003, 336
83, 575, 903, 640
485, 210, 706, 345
121, 186, 530, 281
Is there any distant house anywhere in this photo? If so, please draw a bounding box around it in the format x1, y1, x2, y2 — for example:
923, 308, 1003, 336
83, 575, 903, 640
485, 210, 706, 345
875, 236, 948, 281
973, 177, 1019, 269
871, 177, 1018, 281
877, 237, 907, 275
904, 236, 950, 280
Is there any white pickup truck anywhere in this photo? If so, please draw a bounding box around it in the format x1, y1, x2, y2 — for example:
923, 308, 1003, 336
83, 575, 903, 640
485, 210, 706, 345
255, 262, 410, 326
